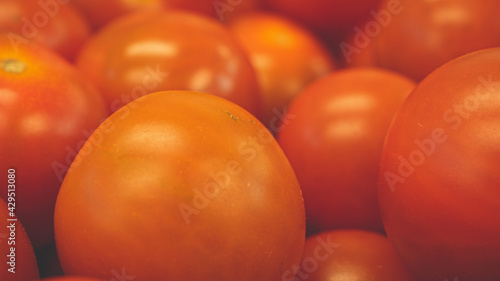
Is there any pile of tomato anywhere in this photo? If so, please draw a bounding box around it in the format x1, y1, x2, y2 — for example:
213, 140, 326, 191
1, 0, 499, 281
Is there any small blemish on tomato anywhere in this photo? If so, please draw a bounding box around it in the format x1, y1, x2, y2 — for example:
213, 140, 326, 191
1, 59, 26, 74
225, 111, 240, 121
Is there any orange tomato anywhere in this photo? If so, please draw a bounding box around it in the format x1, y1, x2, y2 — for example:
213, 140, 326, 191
228, 12, 335, 130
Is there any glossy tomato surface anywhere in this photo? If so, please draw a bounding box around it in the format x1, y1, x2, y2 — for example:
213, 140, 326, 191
278, 68, 415, 234
0, 0, 90, 61
0, 38, 108, 247
228, 12, 335, 129
71, 0, 215, 30
0, 198, 39, 281
379, 48, 500, 281
348, 0, 500, 81
77, 10, 262, 118
55, 91, 305, 281
291, 230, 416, 281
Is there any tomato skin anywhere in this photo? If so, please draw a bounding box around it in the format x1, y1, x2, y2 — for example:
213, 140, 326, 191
55, 91, 305, 281
76, 11, 262, 118
228, 12, 335, 129
0, 0, 90, 61
294, 230, 416, 281
0, 38, 108, 247
0, 198, 39, 281
379, 48, 500, 281
351, 0, 500, 81
278, 68, 415, 234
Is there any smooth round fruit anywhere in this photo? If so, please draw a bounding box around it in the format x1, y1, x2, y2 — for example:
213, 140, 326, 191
0, 0, 90, 61
379, 48, 500, 281
55, 91, 305, 281
278, 68, 415, 234
0, 37, 108, 247
346, 0, 500, 80
228, 12, 335, 129
76, 10, 262, 117
292, 230, 416, 281
0, 198, 39, 281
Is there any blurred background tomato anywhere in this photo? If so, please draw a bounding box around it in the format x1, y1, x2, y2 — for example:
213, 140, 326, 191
76, 10, 262, 118
228, 12, 336, 130
0, 0, 90, 61
278, 68, 415, 234
343, 0, 500, 81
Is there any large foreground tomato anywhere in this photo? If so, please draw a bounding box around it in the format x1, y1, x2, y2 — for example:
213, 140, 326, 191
291, 230, 416, 281
278, 68, 415, 234
0, 38, 108, 247
77, 10, 262, 117
0, 0, 90, 61
345, 0, 500, 81
379, 48, 500, 281
55, 91, 305, 280
0, 198, 39, 281
228, 12, 335, 129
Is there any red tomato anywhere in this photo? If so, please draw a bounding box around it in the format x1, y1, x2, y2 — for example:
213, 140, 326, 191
290, 230, 416, 281
266, 0, 382, 42
54, 91, 305, 280
0, 0, 90, 61
343, 0, 500, 80
76, 10, 262, 118
0, 198, 39, 281
71, 0, 216, 30
228, 12, 336, 130
379, 48, 500, 281
0, 38, 108, 247
278, 68, 415, 234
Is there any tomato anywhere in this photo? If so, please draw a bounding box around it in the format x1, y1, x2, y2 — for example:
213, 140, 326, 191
342, 0, 500, 81
277, 68, 415, 234
0, 38, 108, 247
71, 0, 216, 30
290, 230, 416, 281
379, 48, 500, 281
0, 198, 39, 281
265, 0, 382, 43
54, 91, 305, 280
0, 0, 90, 61
76, 10, 262, 118
228, 12, 336, 130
